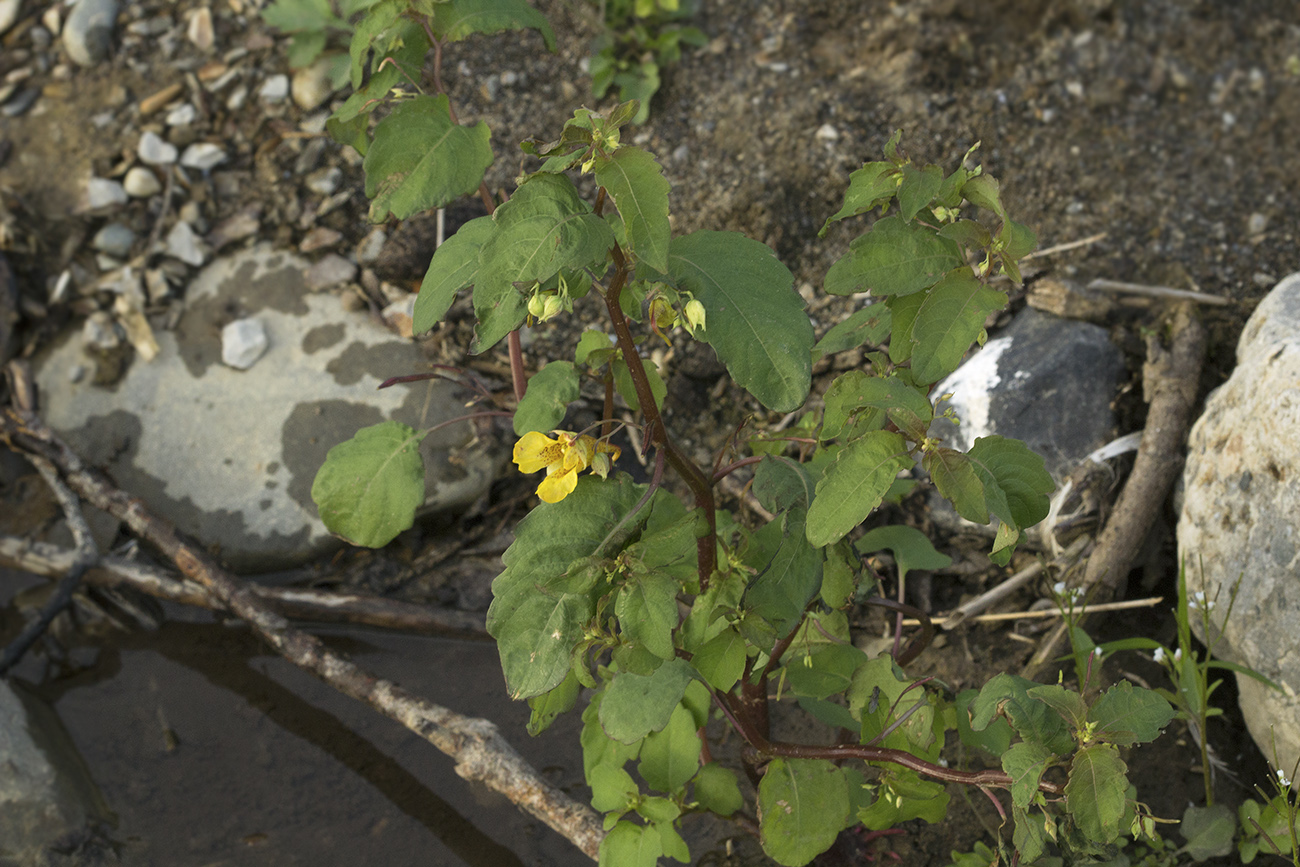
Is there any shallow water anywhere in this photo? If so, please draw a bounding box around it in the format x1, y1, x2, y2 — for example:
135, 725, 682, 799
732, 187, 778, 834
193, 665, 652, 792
3, 572, 587, 866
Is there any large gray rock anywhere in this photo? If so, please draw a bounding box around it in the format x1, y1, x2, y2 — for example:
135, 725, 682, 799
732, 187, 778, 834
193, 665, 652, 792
1178, 271, 1300, 780
34, 245, 503, 571
0, 680, 111, 865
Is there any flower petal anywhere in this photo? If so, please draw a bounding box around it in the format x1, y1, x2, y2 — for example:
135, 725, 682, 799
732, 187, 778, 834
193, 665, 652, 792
514, 431, 562, 474
537, 466, 579, 503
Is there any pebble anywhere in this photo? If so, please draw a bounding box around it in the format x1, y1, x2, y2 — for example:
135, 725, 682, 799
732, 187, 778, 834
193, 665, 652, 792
291, 58, 335, 111
92, 222, 136, 258
41, 4, 60, 35
356, 228, 386, 264
1, 86, 40, 117
221, 318, 268, 369
138, 130, 178, 165
207, 206, 260, 251
258, 74, 289, 103
187, 6, 213, 52
82, 311, 121, 350
165, 221, 205, 266
305, 166, 341, 196
144, 269, 170, 302
303, 254, 356, 290
815, 123, 839, 141
225, 85, 247, 111
84, 177, 128, 209
180, 142, 226, 170
165, 103, 196, 126
122, 166, 162, 197
139, 82, 183, 116
299, 226, 341, 253
0, 0, 18, 36
63, 0, 119, 67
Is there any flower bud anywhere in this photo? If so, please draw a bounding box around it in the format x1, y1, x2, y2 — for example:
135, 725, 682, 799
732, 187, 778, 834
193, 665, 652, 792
540, 293, 565, 321
683, 299, 706, 334
527, 293, 547, 319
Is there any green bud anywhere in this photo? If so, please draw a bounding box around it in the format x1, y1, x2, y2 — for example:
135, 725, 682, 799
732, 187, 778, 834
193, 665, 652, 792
683, 299, 706, 334
527, 293, 547, 319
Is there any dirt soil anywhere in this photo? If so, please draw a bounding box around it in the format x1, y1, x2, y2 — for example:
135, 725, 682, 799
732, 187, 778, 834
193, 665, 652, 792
1, 0, 1298, 865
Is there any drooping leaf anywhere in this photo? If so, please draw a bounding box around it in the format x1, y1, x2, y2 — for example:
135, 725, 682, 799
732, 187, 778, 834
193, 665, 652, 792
600, 657, 694, 743
638, 703, 701, 791
527, 667, 579, 735
806, 431, 910, 547
1012, 803, 1050, 864
311, 420, 426, 548
667, 232, 813, 412
966, 436, 1054, 531
908, 267, 1007, 384
413, 215, 494, 334
922, 448, 988, 524
364, 94, 493, 222
513, 361, 580, 435
1001, 741, 1054, 810
424, 0, 557, 51
962, 173, 1005, 217
581, 691, 642, 781
1065, 744, 1128, 843
969, 673, 1075, 756
824, 216, 963, 297
759, 758, 851, 866
854, 525, 951, 583
488, 475, 648, 698
820, 373, 933, 442
594, 147, 670, 273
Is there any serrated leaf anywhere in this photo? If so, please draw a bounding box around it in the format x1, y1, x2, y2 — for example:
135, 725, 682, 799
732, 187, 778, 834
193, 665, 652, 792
811, 304, 892, 363
426, 0, 556, 51
759, 759, 850, 866
693, 763, 743, 816
955, 688, 1013, 756
599, 820, 661, 867
639, 704, 701, 791
825, 216, 963, 297
594, 147, 670, 273
820, 161, 898, 234
413, 215, 494, 334
969, 673, 1075, 756
854, 525, 951, 583
1065, 744, 1128, 843
922, 448, 989, 523
488, 475, 647, 698
746, 511, 822, 638
752, 456, 816, 513
667, 232, 813, 413
806, 431, 910, 547
898, 164, 944, 221
1087, 681, 1175, 745
600, 658, 694, 743
1002, 741, 1054, 809
311, 420, 426, 548
1026, 683, 1089, 732
820, 373, 933, 442
692, 627, 746, 692
364, 94, 493, 222
617, 570, 680, 661
513, 361, 580, 435
909, 267, 1007, 384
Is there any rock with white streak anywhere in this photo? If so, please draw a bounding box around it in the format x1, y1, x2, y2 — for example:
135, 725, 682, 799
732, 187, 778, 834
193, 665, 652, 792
221, 317, 268, 369
1178, 271, 1300, 783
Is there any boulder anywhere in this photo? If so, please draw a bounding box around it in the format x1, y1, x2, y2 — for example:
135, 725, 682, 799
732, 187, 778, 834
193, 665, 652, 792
1178, 271, 1300, 779
33, 245, 503, 572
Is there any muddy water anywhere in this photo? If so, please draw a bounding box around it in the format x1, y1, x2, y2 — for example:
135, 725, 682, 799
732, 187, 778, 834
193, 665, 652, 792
3, 572, 586, 866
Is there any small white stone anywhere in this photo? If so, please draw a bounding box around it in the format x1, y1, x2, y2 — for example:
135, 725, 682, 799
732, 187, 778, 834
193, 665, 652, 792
305, 166, 341, 196
165, 221, 206, 266
815, 123, 839, 142
123, 166, 162, 197
356, 228, 386, 264
82, 310, 121, 350
186, 6, 213, 52
41, 4, 61, 37
84, 177, 128, 209
0, 0, 20, 37
165, 103, 196, 126
291, 58, 335, 111
92, 222, 136, 258
138, 130, 178, 165
225, 85, 247, 111
180, 142, 226, 170
303, 253, 356, 291
259, 74, 289, 103
221, 318, 269, 370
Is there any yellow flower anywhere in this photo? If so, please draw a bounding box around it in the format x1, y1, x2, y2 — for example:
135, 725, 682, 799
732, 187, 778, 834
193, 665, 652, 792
513, 430, 621, 503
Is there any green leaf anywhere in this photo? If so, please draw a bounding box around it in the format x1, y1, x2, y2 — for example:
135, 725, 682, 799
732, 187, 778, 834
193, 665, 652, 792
819, 542, 857, 609
922, 448, 989, 523
527, 667, 579, 735
582, 692, 642, 781
1025, 683, 1089, 733
667, 232, 813, 413
425, 0, 557, 51
576, 329, 617, 366
513, 361, 580, 435
962, 173, 1005, 217
811, 304, 892, 363
262, 0, 343, 33
820, 372, 933, 442
488, 475, 647, 698
594, 147, 670, 273
854, 525, 951, 583
825, 216, 963, 297
908, 267, 1008, 384
806, 431, 910, 547
1064, 744, 1128, 843
692, 627, 746, 692
858, 767, 950, 829
820, 161, 898, 234
954, 688, 1013, 756
1179, 803, 1236, 861
783, 644, 870, 700
1001, 741, 1054, 810
590, 762, 640, 812
311, 420, 426, 548
966, 436, 1054, 530
746, 511, 822, 638
635, 795, 681, 824
969, 673, 1074, 756
693, 763, 743, 816
363, 94, 493, 222
599, 820, 661, 867
613, 354, 667, 412
600, 658, 694, 743
898, 164, 944, 221
1012, 803, 1050, 864
884, 291, 925, 364
616, 570, 680, 661
1087, 681, 1175, 745
638, 703, 701, 791
938, 219, 993, 251
752, 456, 816, 513
758, 758, 851, 866
413, 215, 494, 334
998, 218, 1037, 259
473, 173, 615, 352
